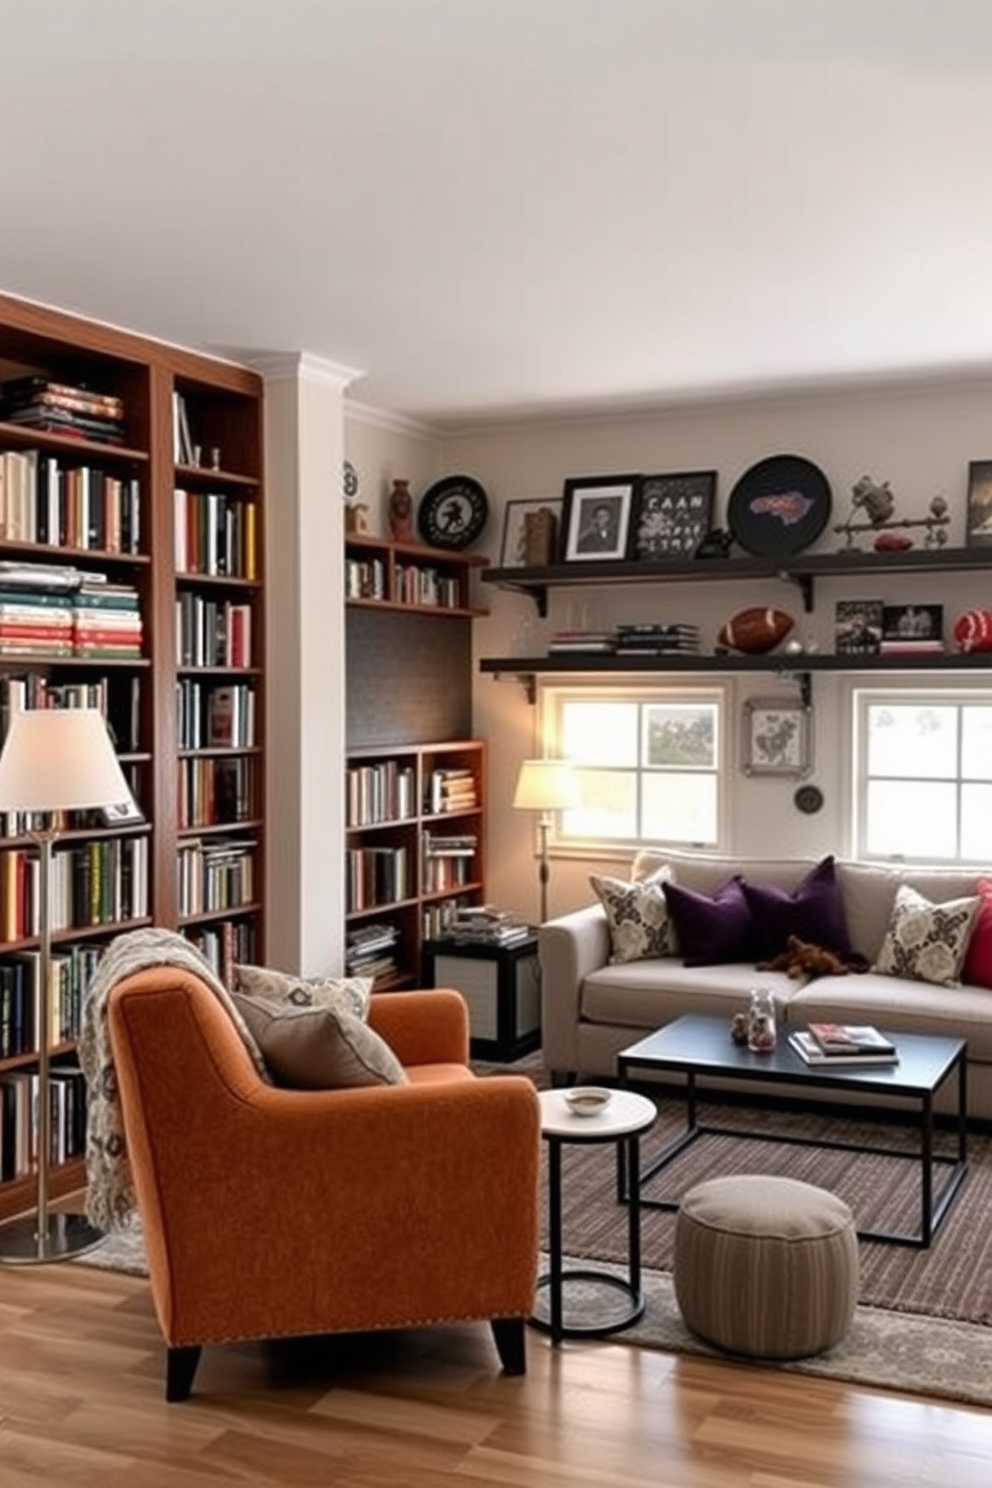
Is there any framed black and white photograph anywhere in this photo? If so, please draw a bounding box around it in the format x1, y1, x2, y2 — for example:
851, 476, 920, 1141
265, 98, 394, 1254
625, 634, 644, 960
560, 474, 639, 562
99, 798, 145, 827
742, 698, 812, 778
632, 469, 716, 561
499, 498, 562, 569
966, 460, 992, 547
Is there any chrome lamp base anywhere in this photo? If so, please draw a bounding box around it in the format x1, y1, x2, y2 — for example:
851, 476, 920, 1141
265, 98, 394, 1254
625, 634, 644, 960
0, 1211, 104, 1265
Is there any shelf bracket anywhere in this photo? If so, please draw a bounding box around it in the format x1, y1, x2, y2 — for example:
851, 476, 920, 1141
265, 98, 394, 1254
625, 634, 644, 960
776, 668, 812, 708
487, 668, 537, 703
776, 569, 814, 613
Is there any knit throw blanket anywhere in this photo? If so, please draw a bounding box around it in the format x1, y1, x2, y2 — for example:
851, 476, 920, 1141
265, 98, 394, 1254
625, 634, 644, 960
78, 927, 268, 1232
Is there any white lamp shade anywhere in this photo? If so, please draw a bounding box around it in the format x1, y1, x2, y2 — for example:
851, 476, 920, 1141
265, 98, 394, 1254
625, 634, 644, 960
0, 708, 136, 813
512, 758, 581, 812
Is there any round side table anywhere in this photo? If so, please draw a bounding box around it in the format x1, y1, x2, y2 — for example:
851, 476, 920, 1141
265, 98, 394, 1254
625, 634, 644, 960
533, 1088, 657, 1344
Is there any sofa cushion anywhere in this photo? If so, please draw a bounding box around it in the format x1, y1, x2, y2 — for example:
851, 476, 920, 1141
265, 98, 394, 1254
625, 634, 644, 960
872, 885, 981, 988
662, 875, 759, 966
232, 993, 407, 1089
962, 877, 992, 990
741, 855, 851, 959
590, 866, 678, 963
234, 963, 372, 1019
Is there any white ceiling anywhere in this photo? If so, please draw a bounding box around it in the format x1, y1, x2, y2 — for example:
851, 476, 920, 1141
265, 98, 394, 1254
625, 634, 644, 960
3, 1, 992, 426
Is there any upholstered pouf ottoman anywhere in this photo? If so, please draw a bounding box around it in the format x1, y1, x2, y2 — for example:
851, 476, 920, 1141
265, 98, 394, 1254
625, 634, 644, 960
673, 1174, 859, 1359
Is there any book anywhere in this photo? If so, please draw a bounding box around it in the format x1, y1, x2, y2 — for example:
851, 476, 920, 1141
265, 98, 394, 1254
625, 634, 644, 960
807, 1023, 897, 1055
834, 599, 882, 655
790, 1030, 899, 1067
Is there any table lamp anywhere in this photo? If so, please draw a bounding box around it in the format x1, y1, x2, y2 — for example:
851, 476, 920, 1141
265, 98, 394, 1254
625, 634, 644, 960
512, 758, 580, 924
0, 707, 139, 1264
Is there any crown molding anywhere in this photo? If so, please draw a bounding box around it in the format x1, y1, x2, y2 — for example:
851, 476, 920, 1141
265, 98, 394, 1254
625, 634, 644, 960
344, 397, 441, 439
250, 351, 363, 390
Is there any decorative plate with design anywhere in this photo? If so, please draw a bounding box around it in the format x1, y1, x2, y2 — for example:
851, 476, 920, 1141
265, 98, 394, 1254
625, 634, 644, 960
727, 454, 832, 557
418, 475, 489, 549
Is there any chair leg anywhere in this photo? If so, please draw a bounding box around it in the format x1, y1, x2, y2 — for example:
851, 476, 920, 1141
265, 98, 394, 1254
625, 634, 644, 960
166, 1344, 202, 1402
491, 1317, 526, 1375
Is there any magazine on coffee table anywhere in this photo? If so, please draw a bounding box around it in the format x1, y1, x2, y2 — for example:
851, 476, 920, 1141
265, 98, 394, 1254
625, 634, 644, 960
790, 1030, 900, 1067
807, 1022, 897, 1055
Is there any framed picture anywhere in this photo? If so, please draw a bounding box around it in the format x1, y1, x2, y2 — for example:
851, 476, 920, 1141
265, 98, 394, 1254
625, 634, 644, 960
99, 798, 145, 827
560, 474, 639, 562
631, 469, 716, 561
499, 498, 562, 569
742, 698, 812, 778
966, 460, 992, 547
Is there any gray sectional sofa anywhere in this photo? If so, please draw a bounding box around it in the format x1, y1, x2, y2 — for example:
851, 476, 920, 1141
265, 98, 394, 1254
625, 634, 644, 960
539, 849, 992, 1120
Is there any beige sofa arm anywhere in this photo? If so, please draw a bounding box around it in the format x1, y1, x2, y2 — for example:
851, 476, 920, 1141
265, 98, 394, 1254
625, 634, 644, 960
539, 904, 611, 1079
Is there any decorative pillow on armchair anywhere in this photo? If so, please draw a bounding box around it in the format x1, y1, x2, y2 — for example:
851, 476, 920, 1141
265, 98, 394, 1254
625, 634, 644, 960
872, 885, 981, 987
234, 964, 373, 1019
662, 875, 759, 967
232, 993, 407, 1090
740, 855, 853, 960
590, 866, 678, 964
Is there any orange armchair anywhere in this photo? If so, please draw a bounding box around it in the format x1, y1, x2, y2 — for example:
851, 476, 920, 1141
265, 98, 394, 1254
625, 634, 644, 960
106, 968, 541, 1400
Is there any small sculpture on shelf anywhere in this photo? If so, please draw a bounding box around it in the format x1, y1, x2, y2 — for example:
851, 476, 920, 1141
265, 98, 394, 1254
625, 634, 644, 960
388, 478, 414, 542
834, 475, 950, 553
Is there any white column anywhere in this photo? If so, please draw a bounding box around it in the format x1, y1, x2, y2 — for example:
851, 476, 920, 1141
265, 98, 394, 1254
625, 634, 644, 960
256, 352, 361, 975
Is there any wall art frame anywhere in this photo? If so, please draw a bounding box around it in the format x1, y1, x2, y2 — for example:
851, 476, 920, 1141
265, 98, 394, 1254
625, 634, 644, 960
499, 498, 562, 568
631, 469, 717, 561
742, 697, 813, 778
560, 474, 639, 563
966, 459, 992, 548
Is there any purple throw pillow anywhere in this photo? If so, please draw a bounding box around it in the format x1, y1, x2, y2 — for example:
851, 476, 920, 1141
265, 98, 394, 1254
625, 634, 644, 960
662, 875, 758, 966
740, 855, 852, 959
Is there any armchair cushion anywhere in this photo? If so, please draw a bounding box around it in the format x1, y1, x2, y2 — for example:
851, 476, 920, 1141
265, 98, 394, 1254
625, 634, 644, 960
234, 963, 372, 1018
232, 993, 408, 1090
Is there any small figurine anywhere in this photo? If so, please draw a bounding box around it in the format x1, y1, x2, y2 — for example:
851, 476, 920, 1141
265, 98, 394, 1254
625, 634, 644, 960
388, 478, 414, 542
730, 1011, 749, 1046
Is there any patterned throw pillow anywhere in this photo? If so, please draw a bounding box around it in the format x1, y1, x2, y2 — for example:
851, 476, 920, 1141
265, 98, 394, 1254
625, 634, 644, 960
590, 867, 678, 964
232, 994, 407, 1090
233, 964, 373, 1020
872, 885, 981, 988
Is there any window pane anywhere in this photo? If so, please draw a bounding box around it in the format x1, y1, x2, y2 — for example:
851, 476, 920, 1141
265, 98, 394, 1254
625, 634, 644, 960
866, 704, 958, 779
561, 701, 638, 766
643, 773, 717, 845
961, 782, 992, 859
865, 780, 957, 857
644, 703, 717, 769
962, 707, 992, 781
567, 769, 638, 839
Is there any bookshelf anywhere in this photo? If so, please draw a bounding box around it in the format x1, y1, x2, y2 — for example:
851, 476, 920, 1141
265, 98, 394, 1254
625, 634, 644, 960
345, 533, 488, 616
0, 293, 265, 1221
345, 740, 486, 989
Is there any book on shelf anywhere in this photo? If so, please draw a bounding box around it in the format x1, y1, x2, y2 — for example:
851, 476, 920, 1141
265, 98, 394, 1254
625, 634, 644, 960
834, 599, 883, 655
806, 1022, 897, 1055
789, 1030, 899, 1067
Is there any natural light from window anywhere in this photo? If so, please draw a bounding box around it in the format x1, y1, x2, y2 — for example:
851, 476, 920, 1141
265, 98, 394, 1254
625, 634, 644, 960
854, 689, 992, 862
541, 684, 727, 850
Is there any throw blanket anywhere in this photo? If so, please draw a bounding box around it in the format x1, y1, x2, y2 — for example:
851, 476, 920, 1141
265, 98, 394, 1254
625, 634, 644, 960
78, 927, 268, 1232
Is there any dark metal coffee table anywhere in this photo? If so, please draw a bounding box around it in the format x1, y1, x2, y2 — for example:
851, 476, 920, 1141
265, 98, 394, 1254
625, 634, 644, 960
617, 1014, 968, 1249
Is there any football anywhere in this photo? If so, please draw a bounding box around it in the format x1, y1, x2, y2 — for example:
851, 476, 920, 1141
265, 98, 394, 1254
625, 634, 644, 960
717, 607, 795, 655
954, 608, 992, 654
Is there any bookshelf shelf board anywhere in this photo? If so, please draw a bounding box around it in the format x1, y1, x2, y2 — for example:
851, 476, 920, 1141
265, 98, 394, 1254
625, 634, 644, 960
346, 896, 420, 920
345, 596, 487, 619
0, 539, 151, 566
0, 420, 150, 463
421, 882, 484, 906
178, 902, 262, 929
177, 818, 263, 839
175, 462, 259, 489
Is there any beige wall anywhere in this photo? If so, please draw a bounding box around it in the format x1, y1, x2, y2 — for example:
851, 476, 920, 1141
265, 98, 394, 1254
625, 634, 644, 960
441, 378, 992, 924
343, 401, 445, 538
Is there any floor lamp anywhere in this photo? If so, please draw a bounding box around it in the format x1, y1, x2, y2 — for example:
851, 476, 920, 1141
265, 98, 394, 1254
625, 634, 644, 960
512, 758, 580, 924
0, 707, 138, 1264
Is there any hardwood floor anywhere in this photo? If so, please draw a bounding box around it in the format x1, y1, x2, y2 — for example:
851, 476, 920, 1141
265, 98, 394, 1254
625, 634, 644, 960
1, 1262, 990, 1487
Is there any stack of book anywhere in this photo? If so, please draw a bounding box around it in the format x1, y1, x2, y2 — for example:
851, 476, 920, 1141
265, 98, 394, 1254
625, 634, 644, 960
789, 1022, 899, 1066
72, 582, 143, 658
441, 906, 531, 947
613, 622, 701, 655
0, 585, 74, 657
547, 629, 617, 654
0, 376, 126, 445
427, 766, 478, 814
345, 922, 400, 982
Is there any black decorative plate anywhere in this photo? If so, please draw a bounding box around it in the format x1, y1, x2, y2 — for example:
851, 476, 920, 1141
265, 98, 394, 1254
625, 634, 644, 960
418, 475, 489, 549
727, 455, 832, 557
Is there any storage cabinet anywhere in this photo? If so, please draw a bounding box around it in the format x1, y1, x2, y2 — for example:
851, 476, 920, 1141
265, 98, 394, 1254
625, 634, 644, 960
0, 293, 265, 1220
345, 740, 486, 989
422, 933, 541, 1061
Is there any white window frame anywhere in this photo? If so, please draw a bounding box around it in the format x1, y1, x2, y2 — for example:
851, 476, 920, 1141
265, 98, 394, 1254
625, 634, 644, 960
850, 679, 992, 864
538, 677, 733, 858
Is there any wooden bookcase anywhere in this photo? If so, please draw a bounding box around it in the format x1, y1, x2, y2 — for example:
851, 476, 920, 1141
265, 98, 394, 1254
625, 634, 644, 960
0, 293, 265, 1220
345, 532, 488, 616
345, 740, 486, 989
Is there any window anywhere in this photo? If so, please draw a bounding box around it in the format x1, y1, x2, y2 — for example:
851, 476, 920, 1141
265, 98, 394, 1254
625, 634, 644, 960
539, 682, 729, 851
852, 686, 992, 862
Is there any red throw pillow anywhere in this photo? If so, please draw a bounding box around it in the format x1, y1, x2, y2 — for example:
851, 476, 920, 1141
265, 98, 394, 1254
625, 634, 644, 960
962, 876, 992, 988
